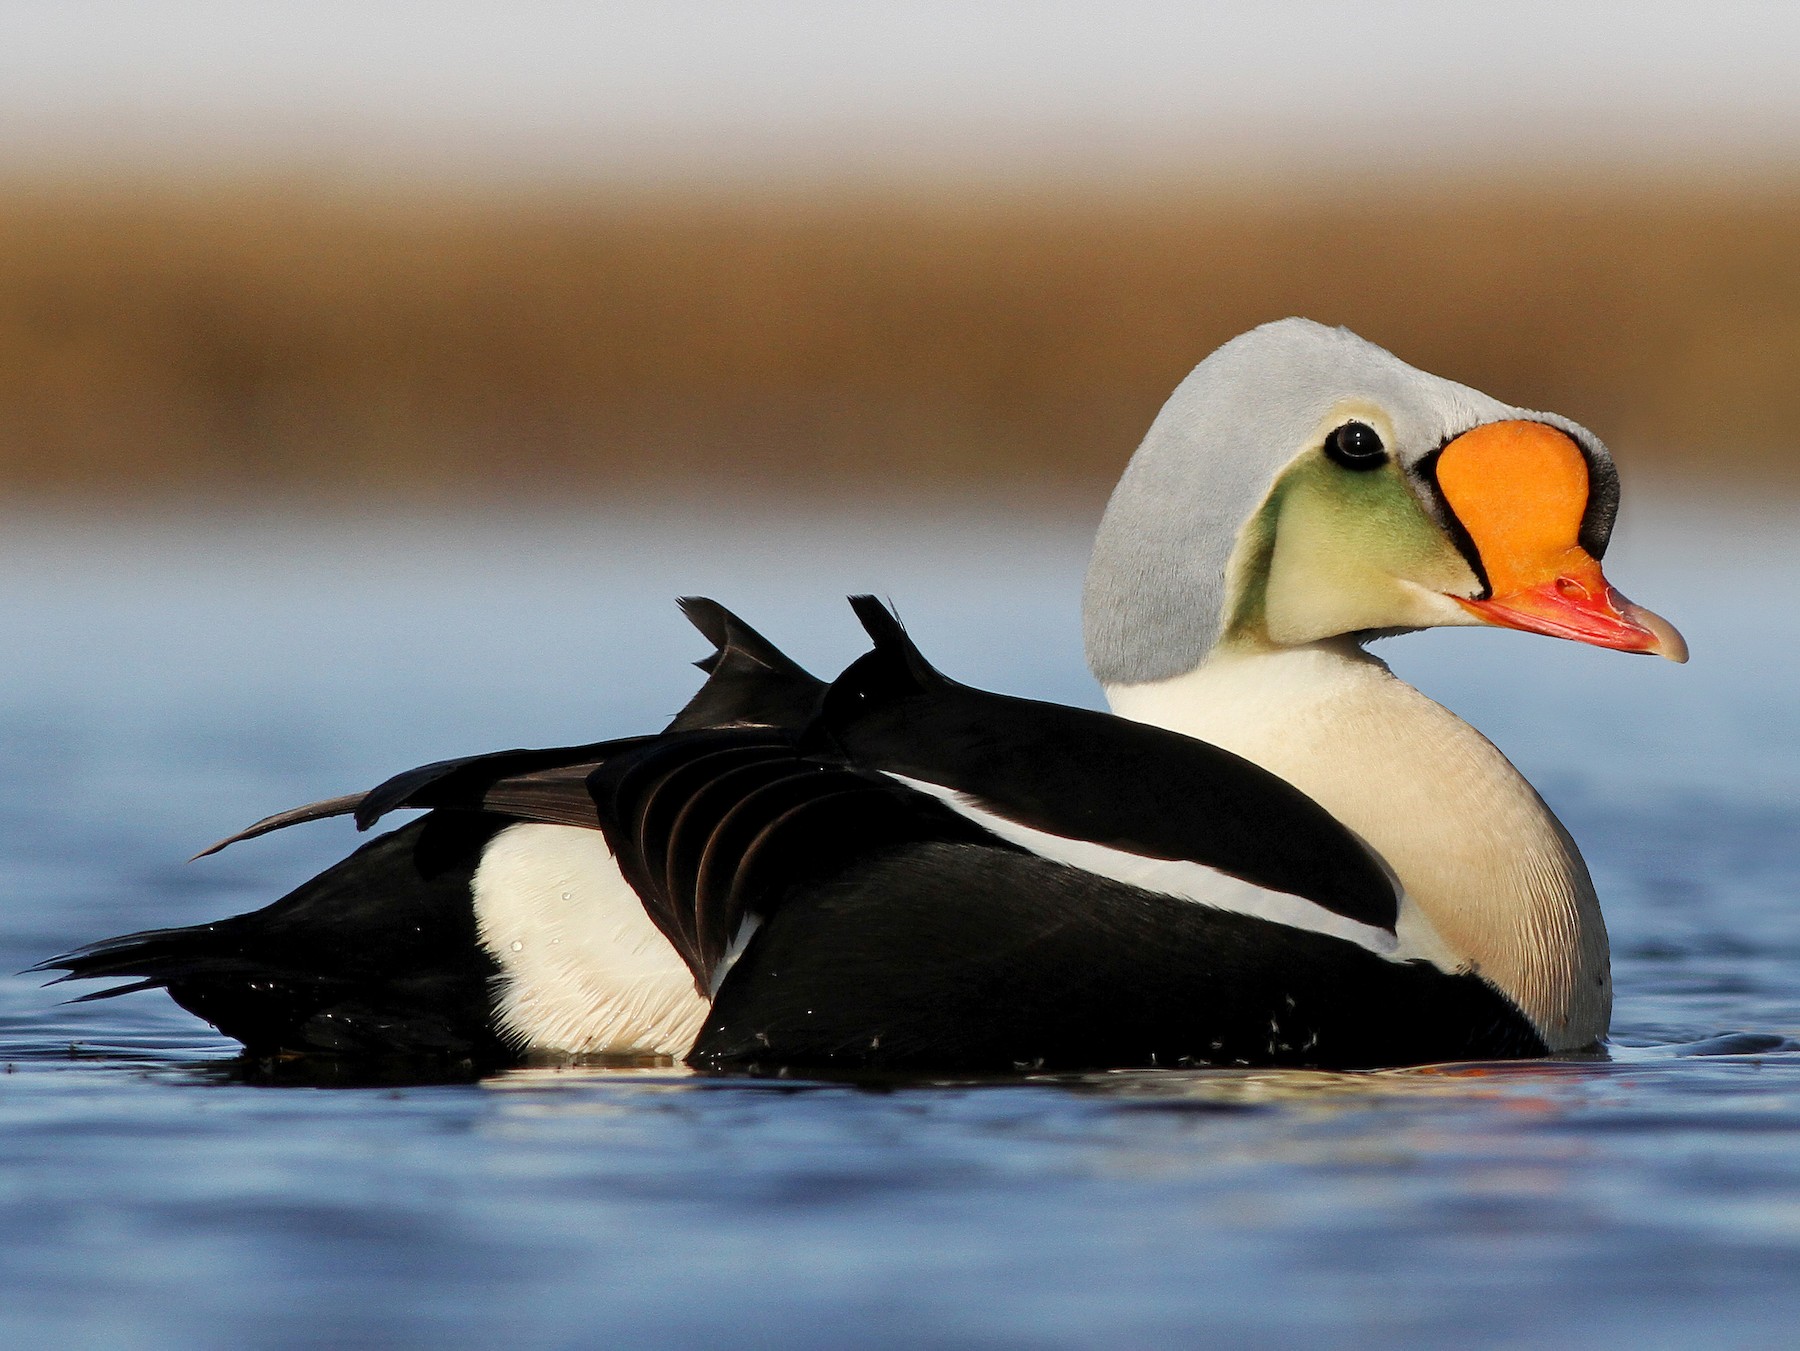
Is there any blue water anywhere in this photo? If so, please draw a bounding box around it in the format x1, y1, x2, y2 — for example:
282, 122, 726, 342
1, 496, 1795, 1348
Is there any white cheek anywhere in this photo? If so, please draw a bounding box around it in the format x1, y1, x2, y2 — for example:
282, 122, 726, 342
1265, 548, 1487, 643
472, 823, 709, 1058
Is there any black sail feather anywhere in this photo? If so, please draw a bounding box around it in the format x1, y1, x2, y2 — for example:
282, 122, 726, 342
668, 596, 828, 731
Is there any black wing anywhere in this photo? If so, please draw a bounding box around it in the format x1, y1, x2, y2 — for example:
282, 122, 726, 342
811, 596, 1399, 931
584, 727, 997, 985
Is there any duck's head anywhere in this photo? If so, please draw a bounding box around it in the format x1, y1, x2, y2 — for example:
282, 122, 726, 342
1083, 319, 1686, 685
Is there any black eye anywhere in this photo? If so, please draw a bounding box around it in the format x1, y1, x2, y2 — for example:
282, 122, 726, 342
1324, 421, 1388, 470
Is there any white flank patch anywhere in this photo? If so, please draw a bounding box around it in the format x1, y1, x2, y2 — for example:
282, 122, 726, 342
472, 823, 708, 1057
885, 772, 1416, 960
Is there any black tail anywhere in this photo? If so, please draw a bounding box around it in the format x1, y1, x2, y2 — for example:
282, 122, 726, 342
36, 815, 511, 1063
667, 597, 826, 732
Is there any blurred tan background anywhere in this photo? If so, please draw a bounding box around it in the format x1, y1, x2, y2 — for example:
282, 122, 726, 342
3, 1, 1798, 503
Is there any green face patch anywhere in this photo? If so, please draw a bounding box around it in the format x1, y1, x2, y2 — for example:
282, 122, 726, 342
1220, 451, 1479, 649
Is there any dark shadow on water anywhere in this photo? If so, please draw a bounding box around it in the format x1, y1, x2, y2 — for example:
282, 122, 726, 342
187, 1052, 500, 1090
32, 1031, 1790, 1095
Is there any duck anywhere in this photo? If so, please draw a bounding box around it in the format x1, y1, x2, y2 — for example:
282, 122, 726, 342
39, 318, 1686, 1074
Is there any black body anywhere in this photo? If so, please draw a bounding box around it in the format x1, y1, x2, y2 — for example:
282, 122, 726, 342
39, 597, 1547, 1073
698, 844, 1542, 1072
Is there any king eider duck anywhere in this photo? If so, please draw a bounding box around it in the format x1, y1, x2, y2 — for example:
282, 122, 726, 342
40, 319, 1686, 1073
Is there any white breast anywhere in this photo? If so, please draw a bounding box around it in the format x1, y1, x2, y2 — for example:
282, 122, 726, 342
1106, 640, 1611, 1050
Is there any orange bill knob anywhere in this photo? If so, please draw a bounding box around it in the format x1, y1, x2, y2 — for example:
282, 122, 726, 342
1435, 420, 1687, 662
